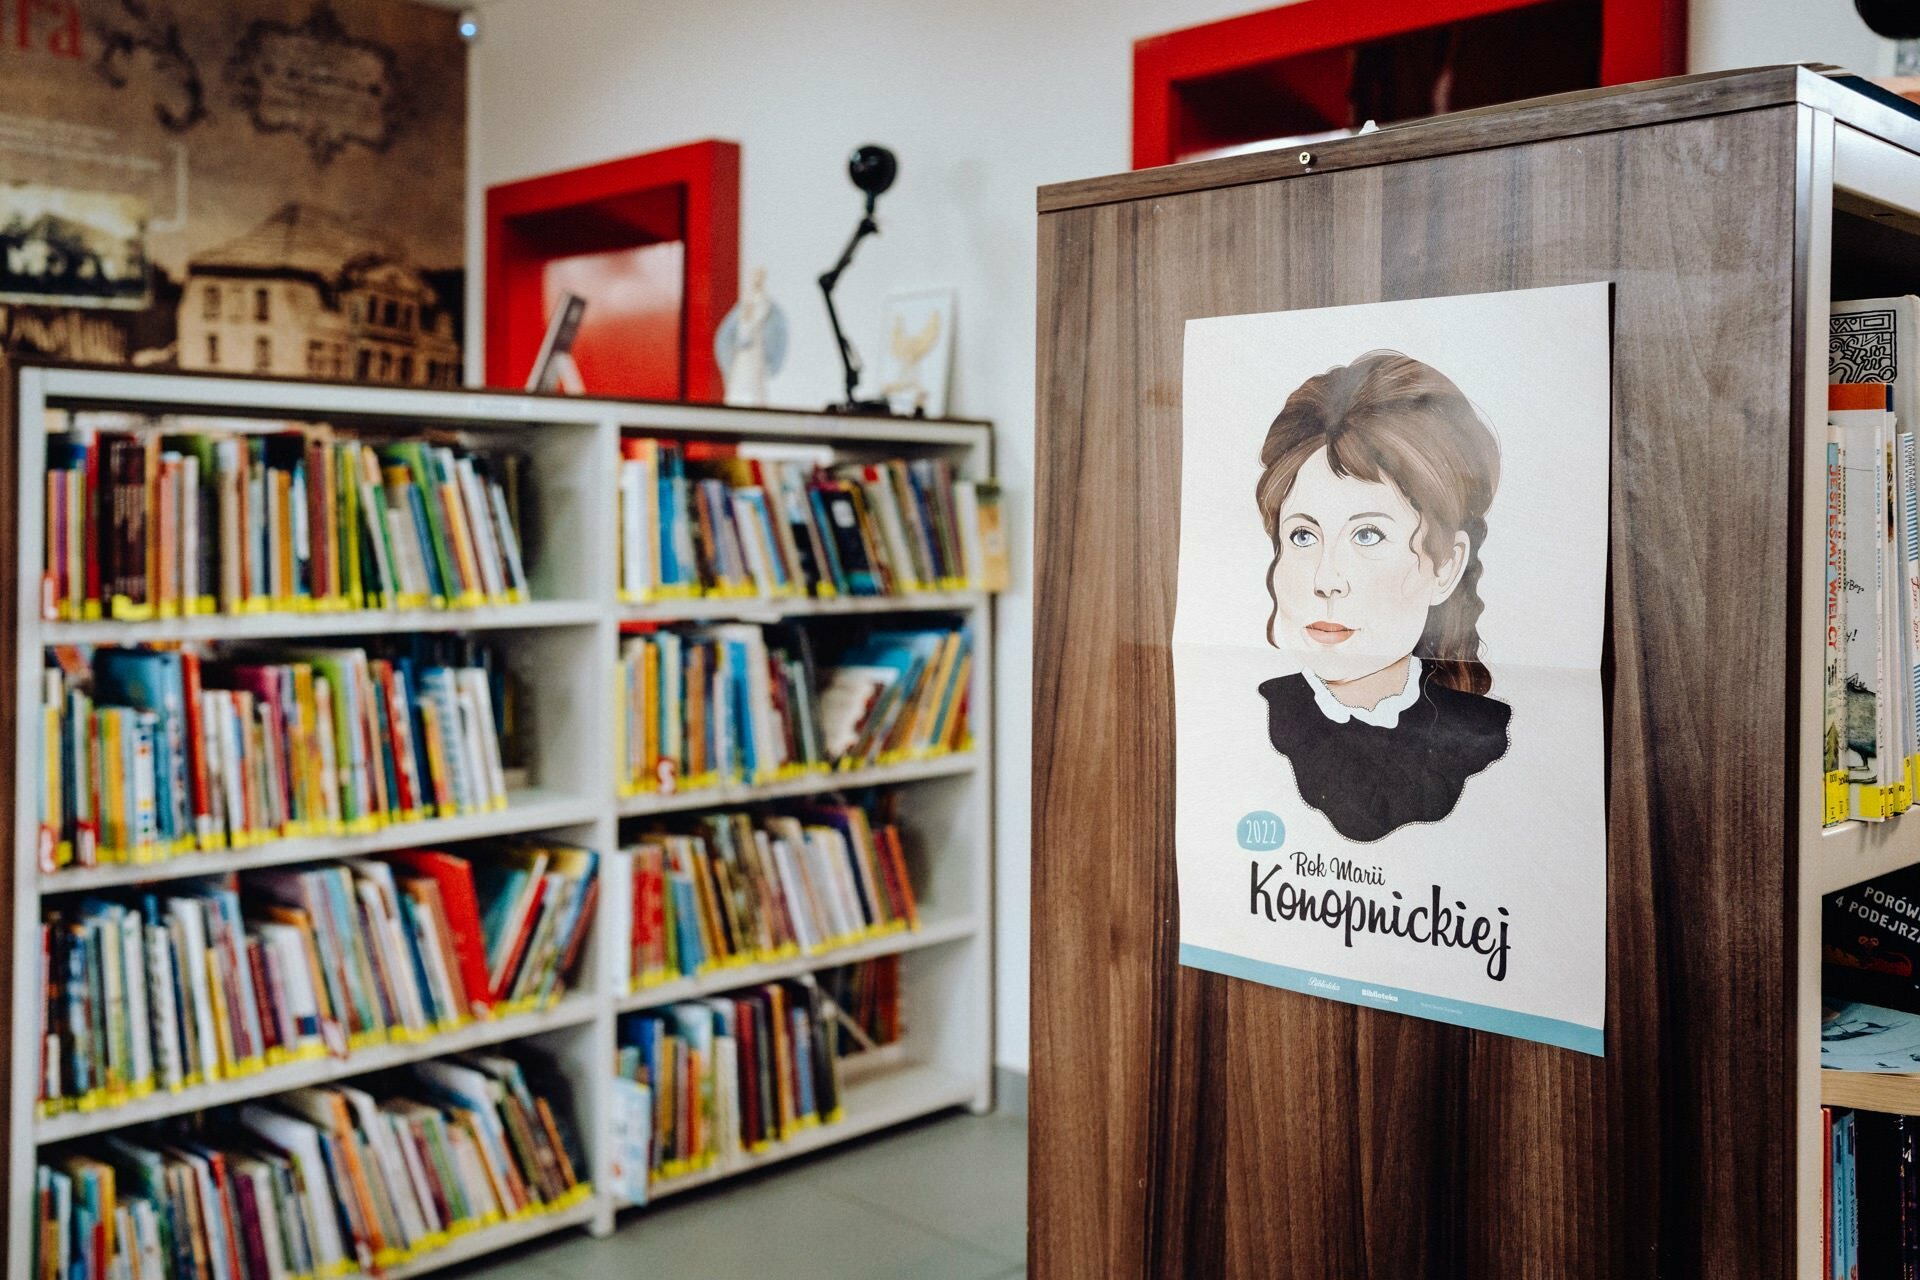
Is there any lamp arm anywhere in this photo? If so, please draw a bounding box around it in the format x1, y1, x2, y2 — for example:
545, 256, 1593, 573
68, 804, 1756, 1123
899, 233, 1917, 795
818, 209, 880, 406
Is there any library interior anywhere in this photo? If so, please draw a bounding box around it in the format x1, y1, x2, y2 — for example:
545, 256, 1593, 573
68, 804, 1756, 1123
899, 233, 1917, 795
11, 0, 1920, 1276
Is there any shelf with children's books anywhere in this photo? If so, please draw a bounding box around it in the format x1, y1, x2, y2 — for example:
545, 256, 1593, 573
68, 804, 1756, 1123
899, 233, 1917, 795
41, 598, 604, 646
616, 752, 982, 819
34, 991, 599, 1144
381, 1197, 601, 1280
1794, 110, 1920, 1280
617, 587, 987, 626
1815, 815, 1920, 895
642, 1062, 979, 1204
6, 362, 997, 1277
614, 910, 979, 1015
37, 785, 601, 894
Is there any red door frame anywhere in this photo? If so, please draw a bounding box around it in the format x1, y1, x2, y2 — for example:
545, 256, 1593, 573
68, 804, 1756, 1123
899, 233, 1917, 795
484, 139, 740, 400
1132, 0, 1686, 170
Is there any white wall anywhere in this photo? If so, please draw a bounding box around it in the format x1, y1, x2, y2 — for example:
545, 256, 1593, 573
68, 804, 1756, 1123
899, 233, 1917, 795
469, 0, 1899, 1075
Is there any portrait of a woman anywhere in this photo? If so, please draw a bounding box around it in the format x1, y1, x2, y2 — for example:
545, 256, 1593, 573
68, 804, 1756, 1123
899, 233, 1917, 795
1255, 349, 1510, 843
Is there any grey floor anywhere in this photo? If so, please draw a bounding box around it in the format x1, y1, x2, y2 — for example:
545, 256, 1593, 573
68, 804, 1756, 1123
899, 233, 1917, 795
452, 1107, 1028, 1280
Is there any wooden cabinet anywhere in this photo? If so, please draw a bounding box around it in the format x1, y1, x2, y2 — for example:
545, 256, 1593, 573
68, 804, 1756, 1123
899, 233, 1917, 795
1031, 66, 1920, 1278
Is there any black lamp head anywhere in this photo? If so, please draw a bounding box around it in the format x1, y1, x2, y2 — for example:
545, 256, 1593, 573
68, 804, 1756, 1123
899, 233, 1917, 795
1857, 0, 1920, 39
849, 144, 897, 211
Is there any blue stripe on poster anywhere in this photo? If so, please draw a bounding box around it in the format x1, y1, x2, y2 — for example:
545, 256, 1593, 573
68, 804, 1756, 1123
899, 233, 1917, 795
1177, 942, 1604, 1056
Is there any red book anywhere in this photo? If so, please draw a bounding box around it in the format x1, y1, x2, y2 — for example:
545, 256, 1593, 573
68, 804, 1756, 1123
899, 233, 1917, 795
246, 937, 283, 1055
555, 874, 599, 981
84, 435, 102, 610
877, 825, 920, 929
180, 651, 213, 843
386, 850, 493, 1015
489, 874, 548, 1002
735, 995, 762, 1147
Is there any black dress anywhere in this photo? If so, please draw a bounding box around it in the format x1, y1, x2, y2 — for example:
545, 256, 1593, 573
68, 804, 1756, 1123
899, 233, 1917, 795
1258, 668, 1510, 844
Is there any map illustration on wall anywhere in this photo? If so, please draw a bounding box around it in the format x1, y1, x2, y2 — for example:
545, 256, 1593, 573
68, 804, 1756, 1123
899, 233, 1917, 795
0, 0, 466, 385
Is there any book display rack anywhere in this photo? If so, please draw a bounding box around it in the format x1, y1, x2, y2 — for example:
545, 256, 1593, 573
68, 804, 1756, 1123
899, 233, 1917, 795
4, 364, 995, 1278
1031, 66, 1920, 1279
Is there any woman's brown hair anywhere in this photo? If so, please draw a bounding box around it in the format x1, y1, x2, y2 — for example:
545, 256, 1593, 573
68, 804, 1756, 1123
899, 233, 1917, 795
1255, 350, 1500, 695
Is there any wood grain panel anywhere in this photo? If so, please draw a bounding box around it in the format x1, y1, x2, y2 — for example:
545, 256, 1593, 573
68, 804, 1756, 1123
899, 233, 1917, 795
0, 358, 18, 1210
1032, 106, 1800, 1277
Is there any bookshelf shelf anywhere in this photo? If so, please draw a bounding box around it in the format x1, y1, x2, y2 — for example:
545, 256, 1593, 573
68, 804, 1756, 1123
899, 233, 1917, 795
1820, 1070, 1920, 1114
34, 993, 599, 1144
617, 589, 986, 626
384, 1198, 600, 1279
1815, 816, 1920, 895
617, 752, 981, 819
4, 364, 995, 1272
37, 786, 601, 894
643, 1062, 978, 1204
615, 911, 980, 1014
40, 599, 604, 646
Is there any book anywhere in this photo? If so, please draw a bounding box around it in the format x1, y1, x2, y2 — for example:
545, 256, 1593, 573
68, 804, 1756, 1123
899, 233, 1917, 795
1833, 383, 1897, 822
527, 292, 587, 394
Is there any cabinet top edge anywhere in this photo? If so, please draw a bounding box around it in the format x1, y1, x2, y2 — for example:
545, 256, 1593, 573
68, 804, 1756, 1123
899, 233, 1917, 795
1039, 65, 1896, 215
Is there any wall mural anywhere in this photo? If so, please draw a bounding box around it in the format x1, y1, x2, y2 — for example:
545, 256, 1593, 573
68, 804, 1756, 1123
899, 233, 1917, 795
0, 0, 466, 385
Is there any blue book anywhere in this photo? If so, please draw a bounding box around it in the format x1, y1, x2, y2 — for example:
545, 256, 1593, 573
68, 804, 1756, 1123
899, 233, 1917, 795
93, 650, 186, 844
736, 489, 787, 590
393, 891, 444, 1025
404, 479, 447, 601
791, 1004, 817, 1120
806, 488, 851, 593
725, 638, 755, 779
673, 877, 704, 973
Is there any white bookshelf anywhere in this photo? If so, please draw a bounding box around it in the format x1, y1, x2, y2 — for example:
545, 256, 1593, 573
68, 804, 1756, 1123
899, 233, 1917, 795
5, 365, 996, 1274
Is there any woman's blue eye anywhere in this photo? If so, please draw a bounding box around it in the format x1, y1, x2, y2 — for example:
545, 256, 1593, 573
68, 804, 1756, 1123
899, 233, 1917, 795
1352, 525, 1384, 547
1287, 527, 1317, 548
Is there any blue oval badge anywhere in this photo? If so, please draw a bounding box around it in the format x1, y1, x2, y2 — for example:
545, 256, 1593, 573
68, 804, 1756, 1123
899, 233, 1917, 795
1236, 810, 1285, 851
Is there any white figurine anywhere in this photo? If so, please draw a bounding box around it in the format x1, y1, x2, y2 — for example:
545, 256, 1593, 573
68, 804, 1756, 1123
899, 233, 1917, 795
715, 267, 788, 407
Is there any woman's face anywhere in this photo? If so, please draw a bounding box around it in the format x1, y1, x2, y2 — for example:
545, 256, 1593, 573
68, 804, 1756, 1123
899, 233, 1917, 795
1270, 446, 1469, 684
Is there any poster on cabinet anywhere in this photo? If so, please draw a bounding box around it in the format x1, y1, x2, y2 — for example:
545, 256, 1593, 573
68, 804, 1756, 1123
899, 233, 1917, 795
1173, 282, 1610, 1055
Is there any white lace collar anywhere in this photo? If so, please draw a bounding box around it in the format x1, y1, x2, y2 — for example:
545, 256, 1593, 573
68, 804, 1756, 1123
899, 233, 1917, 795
1302, 657, 1422, 729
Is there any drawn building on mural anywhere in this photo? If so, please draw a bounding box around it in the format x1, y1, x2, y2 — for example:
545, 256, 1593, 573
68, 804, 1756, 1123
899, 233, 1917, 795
176, 204, 460, 386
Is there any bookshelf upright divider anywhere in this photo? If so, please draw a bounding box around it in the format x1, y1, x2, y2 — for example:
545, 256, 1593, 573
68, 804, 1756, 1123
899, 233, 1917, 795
4, 363, 996, 1274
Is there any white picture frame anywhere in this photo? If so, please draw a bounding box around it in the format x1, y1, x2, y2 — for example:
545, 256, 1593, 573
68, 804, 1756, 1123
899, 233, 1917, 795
878, 287, 955, 418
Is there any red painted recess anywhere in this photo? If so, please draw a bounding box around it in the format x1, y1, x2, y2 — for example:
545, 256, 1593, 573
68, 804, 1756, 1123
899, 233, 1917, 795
1132, 0, 1685, 170
485, 140, 740, 401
